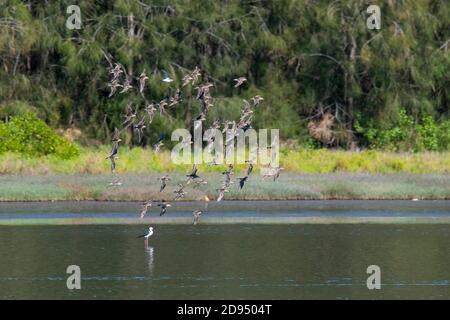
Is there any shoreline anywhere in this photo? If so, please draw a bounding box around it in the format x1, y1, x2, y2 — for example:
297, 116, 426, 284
1, 200, 449, 225
2, 217, 450, 225
0, 197, 450, 203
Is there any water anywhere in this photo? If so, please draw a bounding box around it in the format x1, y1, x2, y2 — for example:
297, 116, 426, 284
0, 201, 450, 299
1, 200, 450, 224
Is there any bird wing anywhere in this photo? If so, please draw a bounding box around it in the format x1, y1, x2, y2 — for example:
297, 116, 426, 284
156, 132, 165, 144
110, 144, 118, 156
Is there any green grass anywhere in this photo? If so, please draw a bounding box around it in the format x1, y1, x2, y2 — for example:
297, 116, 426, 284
0, 173, 448, 201
0, 147, 449, 175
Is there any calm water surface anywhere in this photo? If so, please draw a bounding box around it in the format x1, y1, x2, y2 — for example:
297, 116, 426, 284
1, 222, 450, 299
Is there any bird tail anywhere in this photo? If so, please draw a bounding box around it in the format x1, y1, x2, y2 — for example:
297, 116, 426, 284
136, 234, 145, 238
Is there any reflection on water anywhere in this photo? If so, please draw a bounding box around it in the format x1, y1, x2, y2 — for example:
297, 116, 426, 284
0, 224, 449, 299
144, 241, 154, 275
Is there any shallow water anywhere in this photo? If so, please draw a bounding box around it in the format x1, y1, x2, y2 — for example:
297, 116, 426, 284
1, 200, 450, 224
1, 223, 450, 299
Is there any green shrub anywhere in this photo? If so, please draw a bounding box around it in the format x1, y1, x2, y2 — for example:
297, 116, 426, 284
0, 113, 79, 159
376, 109, 415, 151
356, 109, 450, 152
416, 115, 439, 151
437, 120, 450, 151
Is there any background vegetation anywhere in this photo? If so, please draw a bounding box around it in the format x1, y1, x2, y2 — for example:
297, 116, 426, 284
0, 113, 78, 158
1, 172, 449, 201
0, 147, 448, 175
0, 0, 449, 152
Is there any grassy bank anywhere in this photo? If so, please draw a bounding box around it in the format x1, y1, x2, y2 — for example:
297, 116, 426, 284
0, 148, 448, 201
0, 173, 448, 201
0, 148, 449, 175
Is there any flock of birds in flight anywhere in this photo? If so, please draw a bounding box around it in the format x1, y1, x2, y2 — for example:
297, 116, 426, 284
105, 62, 284, 239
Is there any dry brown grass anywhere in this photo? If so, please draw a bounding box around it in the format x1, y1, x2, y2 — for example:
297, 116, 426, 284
307, 112, 335, 145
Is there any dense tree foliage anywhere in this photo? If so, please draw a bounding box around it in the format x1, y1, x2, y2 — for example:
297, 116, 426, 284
0, 0, 449, 150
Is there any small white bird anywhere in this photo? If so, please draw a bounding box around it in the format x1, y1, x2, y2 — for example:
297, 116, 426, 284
138, 70, 149, 96
137, 227, 154, 239
251, 95, 264, 106
162, 70, 174, 83
233, 77, 247, 88
182, 74, 193, 87
145, 103, 157, 123
159, 174, 171, 192
108, 179, 122, 187
173, 184, 188, 200
193, 210, 202, 225
140, 200, 153, 218
120, 75, 133, 93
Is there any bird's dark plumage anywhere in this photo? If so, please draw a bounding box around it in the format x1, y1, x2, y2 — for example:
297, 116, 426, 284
238, 176, 248, 189
157, 202, 171, 216
155, 133, 165, 144
247, 163, 254, 176
187, 164, 199, 178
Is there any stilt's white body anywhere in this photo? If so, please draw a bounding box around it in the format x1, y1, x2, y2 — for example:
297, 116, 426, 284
144, 227, 154, 239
